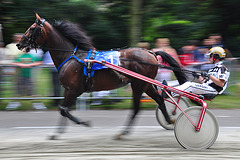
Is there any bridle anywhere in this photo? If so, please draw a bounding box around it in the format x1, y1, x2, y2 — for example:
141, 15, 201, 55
22, 19, 46, 51
19, 18, 82, 53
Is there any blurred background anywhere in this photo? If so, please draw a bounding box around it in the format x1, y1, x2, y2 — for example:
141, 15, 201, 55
0, 0, 240, 110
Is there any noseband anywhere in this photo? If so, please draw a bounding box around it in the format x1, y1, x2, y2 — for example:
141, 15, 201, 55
22, 19, 45, 50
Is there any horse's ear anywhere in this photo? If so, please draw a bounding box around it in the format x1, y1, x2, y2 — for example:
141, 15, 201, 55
35, 13, 41, 21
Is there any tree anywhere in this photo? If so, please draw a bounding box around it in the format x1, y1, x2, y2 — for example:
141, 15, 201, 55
129, 0, 143, 47
1, 0, 240, 55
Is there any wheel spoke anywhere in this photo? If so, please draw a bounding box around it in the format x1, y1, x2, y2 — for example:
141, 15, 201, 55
156, 96, 190, 130
174, 106, 219, 150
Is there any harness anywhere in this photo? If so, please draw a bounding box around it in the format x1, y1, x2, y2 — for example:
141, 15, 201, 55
57, 47, 84, 71
85, 49, 97, 90
57, 47, 97, 92
22, 19, 46, 52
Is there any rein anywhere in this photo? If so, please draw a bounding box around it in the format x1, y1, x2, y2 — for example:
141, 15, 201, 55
41, 47, 81, 52
23, 18, 196, 76
119, 58, 199, 74
57, 51, 198, 75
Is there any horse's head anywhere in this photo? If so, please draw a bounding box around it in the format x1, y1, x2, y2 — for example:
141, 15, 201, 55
17, 13, 46, 52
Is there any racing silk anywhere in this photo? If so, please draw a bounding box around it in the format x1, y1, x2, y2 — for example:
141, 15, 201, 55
205, 61, 230, 94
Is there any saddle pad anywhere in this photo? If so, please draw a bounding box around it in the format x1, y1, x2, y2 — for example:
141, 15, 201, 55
84, 50, 120, 77
92, 50, 120, 70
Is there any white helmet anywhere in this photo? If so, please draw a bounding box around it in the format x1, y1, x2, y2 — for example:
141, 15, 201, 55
207, 46, 226, 58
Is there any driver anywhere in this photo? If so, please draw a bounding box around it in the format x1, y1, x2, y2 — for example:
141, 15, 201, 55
170, 46, 230, 99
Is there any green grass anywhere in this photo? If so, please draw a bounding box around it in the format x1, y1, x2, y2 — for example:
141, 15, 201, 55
204, 84, 240, 109
90, 83, 240, 110
0, 68, 60, 110
1, 67, 240, 110
206, 94, 240, 109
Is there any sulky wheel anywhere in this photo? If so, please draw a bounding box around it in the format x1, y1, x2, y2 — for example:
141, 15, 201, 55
174, 106, 219, 150
156, 96, 190, 130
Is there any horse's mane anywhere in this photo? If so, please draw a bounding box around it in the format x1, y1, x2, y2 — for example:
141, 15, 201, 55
53, 21, 94, 51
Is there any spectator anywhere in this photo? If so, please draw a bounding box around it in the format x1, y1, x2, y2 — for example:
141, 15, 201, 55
90, 91, 111, 106
43, 51, 62, 106
191, 39, 210, 64
209, 33, 224, 48
209, 33, 233, 58
0, 42, 8, 97
5, 33, 26, 97
195, 39, 213, 63
28, 48, 44, 96
178, 40, 200, 66
5, 33, 25, 61
137, 41, 150, 50
0, 42, 8, 63
12, 51, 42, 96
152, 38, 182, 82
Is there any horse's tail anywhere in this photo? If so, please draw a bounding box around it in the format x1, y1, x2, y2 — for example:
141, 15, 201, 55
155, 51, 188, 85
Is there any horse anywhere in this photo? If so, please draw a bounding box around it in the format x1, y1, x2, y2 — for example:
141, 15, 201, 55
17, 13, 188, 139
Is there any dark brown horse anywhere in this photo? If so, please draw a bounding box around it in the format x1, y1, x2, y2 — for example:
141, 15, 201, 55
17, 13, 187, 138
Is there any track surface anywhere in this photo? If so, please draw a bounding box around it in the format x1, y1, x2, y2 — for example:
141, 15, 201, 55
0, 109, 240, 159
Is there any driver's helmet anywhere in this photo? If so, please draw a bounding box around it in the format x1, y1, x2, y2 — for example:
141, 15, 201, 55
207, 46, 226, 58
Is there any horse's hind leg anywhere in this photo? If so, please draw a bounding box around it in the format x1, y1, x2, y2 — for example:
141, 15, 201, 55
145, 85, 172, 124
115, 82, 144, 139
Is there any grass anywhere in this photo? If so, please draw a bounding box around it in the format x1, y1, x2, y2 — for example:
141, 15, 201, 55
89, 83, 240, 110
0, 68, 60, 110
207, 94, 240, 109
0, 67, 240, 110
205, 84, 240, 109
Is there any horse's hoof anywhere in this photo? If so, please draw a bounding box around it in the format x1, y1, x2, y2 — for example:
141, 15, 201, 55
48, 135, 58, 140
82, 121, 91, 127
114, 130, 129, 140
114, 134, 124, 140
171, 119, 176, 124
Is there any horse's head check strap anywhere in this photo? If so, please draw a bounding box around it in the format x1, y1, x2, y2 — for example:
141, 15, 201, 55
72, 46, 78, 55
36, 18, 46, 27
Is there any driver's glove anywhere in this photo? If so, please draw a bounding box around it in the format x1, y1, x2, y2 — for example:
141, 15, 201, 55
192, 71, 200, 79
201, 72, 210, 78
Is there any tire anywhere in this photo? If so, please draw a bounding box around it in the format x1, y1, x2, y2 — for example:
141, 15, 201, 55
156, 96, 190, 130
174, 106, 219, 150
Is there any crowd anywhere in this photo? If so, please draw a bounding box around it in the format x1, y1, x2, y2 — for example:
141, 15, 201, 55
0, 32, 232, 108
0, 33, 62, 110
138, 33, 231, 101
137, 33, 232, 83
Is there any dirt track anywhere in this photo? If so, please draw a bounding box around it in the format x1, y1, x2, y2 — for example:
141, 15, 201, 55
0, 110, 240, 159
0, 127, 240, 160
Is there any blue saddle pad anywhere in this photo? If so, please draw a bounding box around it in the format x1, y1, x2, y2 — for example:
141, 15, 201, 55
85, 50, 120, 77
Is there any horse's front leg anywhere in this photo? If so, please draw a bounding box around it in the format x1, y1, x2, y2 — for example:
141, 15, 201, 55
50, 89, 90, 140
59, 106, 90, 126
59, 88, 90, 126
